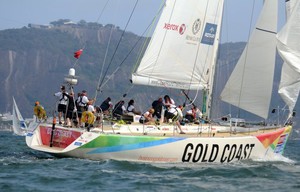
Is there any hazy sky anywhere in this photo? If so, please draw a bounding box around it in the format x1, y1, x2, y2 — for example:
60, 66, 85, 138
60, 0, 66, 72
0, 0, 285, 43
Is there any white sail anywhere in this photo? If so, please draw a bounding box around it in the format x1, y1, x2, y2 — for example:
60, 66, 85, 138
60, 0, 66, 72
132, 0, 224, 90
277, 1, 300, 116
285, 0, 296, 19
220, 0, 278, 119
12, 97, 27, 136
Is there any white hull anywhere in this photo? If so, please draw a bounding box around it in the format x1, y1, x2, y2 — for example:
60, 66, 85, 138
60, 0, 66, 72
26, 123, 292, 163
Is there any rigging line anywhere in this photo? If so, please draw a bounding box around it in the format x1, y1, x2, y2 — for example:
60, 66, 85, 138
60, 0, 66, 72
184, 81, 203, 109
73, 0, 110, 69
111, 84, 134, 115
95, 0, 110, 23
203, 0, 224, 113
132, 0, 165, 73
122, 84, 134, 98
236, 0, 257, 118
208, 0, 226, 118
98, 7, 164, 91
94, 0, 111, 87
98, 37, 142, 90
181, 90, 197, 108
94, 25, 115, 99
183, 89, 190, 107
99, 3, 167, 101
185, 88, 200, 108
97, 0, 140, 91
146, 0, 176, 86
194, 0, 210, 89
185, 0, 212, 109
207, 1, 224, 114
223, 0, 232, 118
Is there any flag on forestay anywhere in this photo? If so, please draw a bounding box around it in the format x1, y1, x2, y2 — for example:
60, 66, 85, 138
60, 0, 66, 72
74, 49, 83, 59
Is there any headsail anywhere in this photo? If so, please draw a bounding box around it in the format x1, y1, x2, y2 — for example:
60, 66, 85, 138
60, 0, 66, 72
277, 1, 300, 116
220, 0, 278, 119
132, 0, 224, 90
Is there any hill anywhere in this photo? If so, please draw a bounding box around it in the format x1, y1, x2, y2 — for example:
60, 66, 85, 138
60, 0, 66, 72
0, 21, 298, 125
0, 22, 151, 117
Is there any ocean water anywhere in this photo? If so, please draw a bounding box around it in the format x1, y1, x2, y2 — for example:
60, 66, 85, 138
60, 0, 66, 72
0, 130, 299, 192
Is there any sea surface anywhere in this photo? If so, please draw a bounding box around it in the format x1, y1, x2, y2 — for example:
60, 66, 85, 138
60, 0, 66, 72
0, 129, 300, 192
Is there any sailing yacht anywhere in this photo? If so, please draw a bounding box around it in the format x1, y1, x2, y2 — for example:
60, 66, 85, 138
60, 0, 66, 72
25, 0, 295, 163
12, 97, 28, 136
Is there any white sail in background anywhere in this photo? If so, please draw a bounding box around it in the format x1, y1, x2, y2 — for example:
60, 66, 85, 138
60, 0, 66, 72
220, 0, 278, 119
132, 0, 224, 90
277, 1, 300, 116
285, 0, 296, 19
12, 97, 27, 136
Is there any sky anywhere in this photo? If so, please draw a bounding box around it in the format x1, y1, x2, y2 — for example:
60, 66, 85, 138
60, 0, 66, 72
0, 0, 286, 43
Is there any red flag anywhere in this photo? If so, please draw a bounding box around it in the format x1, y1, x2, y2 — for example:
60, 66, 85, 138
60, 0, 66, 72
74, 49, 83, 59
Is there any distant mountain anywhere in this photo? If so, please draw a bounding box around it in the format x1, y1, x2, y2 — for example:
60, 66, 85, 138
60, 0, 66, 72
0, 22, 149, 117
0, 22, 298, 126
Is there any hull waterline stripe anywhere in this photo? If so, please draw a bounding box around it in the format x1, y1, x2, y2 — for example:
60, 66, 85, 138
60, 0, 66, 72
87, 137, 186, 154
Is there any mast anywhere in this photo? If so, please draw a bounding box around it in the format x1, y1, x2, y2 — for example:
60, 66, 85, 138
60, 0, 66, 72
204, 1, 225, 119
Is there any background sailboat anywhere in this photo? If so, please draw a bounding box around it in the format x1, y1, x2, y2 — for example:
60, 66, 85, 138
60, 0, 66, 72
12, 97, 27, 136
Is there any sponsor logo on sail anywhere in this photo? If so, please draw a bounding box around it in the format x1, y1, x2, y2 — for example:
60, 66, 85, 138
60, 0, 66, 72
186, 18, 201, 43
151, 79, 190, 89
164, 23, 179, 31
179, 24, 186, 35
192, 18, 201, 35
164, 23, 186, 35
201, 23, 217, 45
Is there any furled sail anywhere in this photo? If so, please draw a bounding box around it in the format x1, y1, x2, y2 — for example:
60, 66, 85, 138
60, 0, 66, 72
220, 0, 278, 119
277, 1, 300, 116
132, 0, 224, 90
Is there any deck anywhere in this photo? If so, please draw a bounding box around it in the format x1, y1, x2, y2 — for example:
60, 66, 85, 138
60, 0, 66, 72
89, 122, 280, 138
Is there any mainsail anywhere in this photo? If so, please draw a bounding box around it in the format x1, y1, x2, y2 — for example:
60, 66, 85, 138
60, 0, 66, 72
132, 0, 224, 91
220, 0, 278, 119
277, 0, 300, 116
